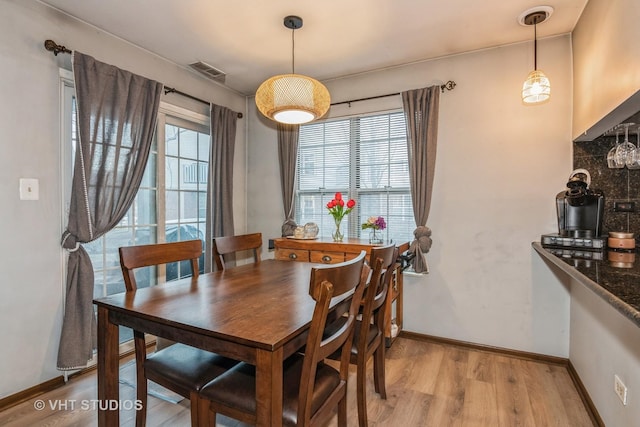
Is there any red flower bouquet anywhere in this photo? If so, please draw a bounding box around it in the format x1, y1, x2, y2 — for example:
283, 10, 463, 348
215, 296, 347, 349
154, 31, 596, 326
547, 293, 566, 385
326, 192, 356, 242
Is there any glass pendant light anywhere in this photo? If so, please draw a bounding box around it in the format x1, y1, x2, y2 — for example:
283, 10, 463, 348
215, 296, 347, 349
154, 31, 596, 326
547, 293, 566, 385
521, 10, 551, 104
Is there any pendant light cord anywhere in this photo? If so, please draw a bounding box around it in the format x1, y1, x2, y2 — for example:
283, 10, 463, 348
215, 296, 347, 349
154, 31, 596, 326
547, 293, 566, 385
534, 20, 538, 70
291, 27, 296, 74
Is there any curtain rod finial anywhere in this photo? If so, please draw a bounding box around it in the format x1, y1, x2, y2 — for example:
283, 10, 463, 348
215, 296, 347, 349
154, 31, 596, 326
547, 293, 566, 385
44, 39, 72, 56
440, 80, 456, 93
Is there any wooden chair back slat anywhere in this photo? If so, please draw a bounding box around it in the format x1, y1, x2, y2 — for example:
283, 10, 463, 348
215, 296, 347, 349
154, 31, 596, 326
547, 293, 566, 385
368, 244, 398, 315
119, 239, 203, 291
212, 233, 262, 270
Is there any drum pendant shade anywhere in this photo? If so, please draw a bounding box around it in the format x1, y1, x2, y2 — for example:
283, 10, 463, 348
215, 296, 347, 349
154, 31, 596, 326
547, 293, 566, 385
256, 73, 330, 124
255, 16, 330, 124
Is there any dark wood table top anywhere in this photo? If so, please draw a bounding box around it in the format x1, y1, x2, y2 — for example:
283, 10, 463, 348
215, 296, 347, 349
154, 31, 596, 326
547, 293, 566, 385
94, 259, 338, 351
95, 258, 364, 426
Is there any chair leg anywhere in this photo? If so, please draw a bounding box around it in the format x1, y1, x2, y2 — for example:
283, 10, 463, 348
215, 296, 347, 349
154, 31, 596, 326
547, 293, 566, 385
192, 393, 214, 427
135, 382, 147, 427
338, 394, 347, 427
356, 355, 368, 427
373, 342, 387, 399
208, 410, 217, 427
135, 387, 147, 427
189, 391, 199, 427
134, 332, 148, 427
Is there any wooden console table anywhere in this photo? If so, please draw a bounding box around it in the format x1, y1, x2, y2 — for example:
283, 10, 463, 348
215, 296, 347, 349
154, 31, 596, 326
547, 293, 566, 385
273, 237, 410, 346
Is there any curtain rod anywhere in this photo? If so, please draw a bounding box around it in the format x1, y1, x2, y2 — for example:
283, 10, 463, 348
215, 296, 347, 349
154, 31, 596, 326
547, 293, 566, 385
44, 39, 243, 119
330, 80, 456, 107
160, 87, 242, 119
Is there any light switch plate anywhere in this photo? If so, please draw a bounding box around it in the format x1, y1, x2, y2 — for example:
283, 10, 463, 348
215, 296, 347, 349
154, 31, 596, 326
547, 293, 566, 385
19, 178, 39, 200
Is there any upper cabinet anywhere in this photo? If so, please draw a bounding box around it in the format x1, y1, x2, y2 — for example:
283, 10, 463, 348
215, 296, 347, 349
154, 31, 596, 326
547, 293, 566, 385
572, 0, 640, 141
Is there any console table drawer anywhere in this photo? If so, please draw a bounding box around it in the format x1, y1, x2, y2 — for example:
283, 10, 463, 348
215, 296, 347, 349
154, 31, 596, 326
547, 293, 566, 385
310, 251, 345, 264
275, 248, 310, 262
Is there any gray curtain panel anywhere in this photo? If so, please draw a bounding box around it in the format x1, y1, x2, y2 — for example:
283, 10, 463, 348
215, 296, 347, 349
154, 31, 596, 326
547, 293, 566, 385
204, 104, 238, 272
277, 123, 299, 237
402, 86, 440, 273
57, 52, 163, 370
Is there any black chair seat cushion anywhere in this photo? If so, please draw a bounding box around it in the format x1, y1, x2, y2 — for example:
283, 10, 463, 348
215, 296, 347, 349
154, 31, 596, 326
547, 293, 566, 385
199, 353, 340, 426
144, 343, 238, 397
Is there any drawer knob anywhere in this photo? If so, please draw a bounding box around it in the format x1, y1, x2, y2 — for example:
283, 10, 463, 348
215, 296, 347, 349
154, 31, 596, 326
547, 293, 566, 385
322, 255, 332, 263
289, 253, 298, 260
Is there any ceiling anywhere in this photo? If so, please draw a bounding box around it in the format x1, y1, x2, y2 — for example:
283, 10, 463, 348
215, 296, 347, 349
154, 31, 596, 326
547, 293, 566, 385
40, 0, 588, 96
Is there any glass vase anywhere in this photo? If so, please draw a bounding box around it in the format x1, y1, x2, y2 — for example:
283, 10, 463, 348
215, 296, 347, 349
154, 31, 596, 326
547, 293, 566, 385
332, 217, 344, 242
369, 228, 383, 245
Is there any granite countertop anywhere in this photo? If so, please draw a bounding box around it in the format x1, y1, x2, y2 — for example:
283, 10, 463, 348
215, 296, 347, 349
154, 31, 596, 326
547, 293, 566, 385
532, 242, 640, 328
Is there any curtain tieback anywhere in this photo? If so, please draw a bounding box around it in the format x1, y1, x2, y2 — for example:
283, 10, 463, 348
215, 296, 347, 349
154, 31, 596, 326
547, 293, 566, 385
61, 231, 82, 252
411, 226, 433, 254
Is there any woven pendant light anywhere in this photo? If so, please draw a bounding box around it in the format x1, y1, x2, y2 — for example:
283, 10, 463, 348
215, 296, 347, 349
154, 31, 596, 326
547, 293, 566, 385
255, 16, 330, 124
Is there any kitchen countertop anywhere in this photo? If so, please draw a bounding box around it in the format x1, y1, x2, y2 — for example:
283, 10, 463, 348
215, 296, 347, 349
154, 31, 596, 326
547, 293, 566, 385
532, 242, 640, 328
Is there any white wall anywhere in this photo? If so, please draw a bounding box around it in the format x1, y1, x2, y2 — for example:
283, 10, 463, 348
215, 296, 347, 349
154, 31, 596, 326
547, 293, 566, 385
0, 0, 246, 398
570, 281, 640, 426
247, 36, 574, 356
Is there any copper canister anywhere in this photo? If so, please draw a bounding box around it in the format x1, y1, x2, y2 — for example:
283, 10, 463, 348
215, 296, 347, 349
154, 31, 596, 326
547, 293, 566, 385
608, 232, 636, 249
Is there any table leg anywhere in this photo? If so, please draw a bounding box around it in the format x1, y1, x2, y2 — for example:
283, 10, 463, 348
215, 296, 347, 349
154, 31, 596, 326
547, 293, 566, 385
255, 347, 283, 427
97, 306, 120, 426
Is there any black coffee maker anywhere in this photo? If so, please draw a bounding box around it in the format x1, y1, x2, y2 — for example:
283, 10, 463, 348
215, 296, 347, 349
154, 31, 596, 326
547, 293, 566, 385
556, 169, 604, 238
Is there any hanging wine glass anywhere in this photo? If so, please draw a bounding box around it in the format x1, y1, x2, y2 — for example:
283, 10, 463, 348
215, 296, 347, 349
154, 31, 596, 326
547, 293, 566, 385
627, 125, 640, 169
616, 123, 635, 168
633, 126, 640, 169
607, 130, 623, 168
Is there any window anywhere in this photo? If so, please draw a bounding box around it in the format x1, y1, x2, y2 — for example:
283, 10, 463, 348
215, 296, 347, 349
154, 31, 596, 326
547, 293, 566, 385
162, 116, 209, 277
296, 112, 414, 244
62, 74, 209, 344
81, 115, 208, 302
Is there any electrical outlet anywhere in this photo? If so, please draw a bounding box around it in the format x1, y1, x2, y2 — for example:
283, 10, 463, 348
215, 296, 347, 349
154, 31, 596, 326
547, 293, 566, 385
614, 375, 628, 405
614, 201, 636, 212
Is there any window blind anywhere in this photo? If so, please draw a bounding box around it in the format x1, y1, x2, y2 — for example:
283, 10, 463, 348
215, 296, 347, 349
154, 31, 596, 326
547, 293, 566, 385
296, 112, 414, 243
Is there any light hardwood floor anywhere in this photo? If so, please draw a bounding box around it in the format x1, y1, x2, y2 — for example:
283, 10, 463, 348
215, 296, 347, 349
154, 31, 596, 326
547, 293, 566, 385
0, 337, 595, 426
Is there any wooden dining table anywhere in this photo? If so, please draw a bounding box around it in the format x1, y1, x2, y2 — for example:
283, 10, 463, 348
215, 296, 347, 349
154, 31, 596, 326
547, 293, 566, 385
94, 259, 349, 426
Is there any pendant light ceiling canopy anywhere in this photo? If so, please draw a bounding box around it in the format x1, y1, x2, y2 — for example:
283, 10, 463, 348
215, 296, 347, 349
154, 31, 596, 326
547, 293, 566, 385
520, 6, 552, 105
255, 16, 330, 125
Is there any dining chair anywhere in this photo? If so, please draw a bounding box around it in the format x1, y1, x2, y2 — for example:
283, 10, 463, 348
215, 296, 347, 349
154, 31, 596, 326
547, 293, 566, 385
324, 244, 397, 426
358, 244, 398, 426
193, 251, 369, 427
212, 232, 262, 270
118, 239, 238, 427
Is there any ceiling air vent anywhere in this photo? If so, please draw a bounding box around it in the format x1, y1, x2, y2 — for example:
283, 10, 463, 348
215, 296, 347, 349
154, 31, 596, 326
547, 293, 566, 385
188, 61, 226, 83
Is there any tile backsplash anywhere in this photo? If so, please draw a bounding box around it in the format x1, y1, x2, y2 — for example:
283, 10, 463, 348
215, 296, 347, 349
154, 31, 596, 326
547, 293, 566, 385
573, 130, 640, 235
